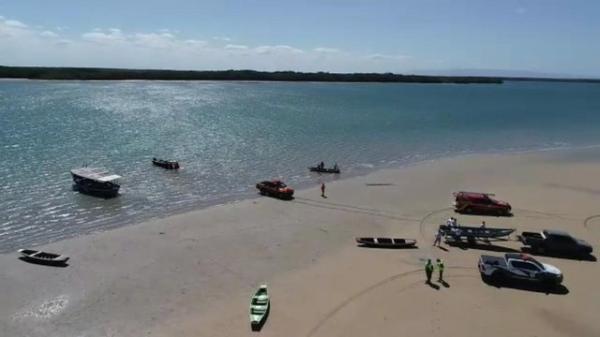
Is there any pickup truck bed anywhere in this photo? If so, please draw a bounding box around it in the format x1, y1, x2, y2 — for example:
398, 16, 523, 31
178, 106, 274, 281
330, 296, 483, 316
518, 230, 593, 256
518, 232, 543, 241
479, 255, 507, 268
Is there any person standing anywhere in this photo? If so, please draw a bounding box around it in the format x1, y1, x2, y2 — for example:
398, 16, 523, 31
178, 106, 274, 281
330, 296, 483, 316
436, 258, 445, 282
321, 182, 326, 198
425, 259, 434, 283
433, 229, 443, 247
480, 221, 486, 228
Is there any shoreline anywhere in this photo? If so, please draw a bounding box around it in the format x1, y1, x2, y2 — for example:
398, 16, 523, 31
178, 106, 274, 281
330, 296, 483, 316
5, 142, 600, 255
2, 146, 600, 336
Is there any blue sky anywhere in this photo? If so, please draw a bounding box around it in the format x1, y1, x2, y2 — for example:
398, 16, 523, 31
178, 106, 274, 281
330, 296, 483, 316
1, 0, 599, 76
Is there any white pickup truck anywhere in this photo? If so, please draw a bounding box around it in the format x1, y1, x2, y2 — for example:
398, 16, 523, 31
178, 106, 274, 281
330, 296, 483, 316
478, 253, 563, 286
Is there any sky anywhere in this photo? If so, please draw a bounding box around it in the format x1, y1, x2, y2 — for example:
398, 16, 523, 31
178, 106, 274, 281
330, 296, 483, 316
1, 0, 599, 77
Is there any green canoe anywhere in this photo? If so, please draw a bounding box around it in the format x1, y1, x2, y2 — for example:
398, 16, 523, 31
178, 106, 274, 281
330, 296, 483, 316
250, 284, 270, 329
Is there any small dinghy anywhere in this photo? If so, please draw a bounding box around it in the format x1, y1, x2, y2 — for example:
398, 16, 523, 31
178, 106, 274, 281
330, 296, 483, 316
18, 249, 69, 265
152, 158, 180, 170
250, 284, 270, 330
355, 237, 417, 248
309, 166, 340, 174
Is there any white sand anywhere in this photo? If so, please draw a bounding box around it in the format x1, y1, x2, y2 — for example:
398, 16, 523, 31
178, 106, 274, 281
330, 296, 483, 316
1, 148, 600, 337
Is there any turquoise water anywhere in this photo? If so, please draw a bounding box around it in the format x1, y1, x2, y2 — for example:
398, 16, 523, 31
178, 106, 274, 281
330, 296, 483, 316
1, 80, 599, 252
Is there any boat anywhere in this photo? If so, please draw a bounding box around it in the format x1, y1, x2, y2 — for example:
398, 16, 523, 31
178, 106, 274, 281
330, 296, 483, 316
309, 166, 340, 174
249, 284, 270, 330
18, 249, 69, 265
355, 237, 417, 248
439, 224, 515, 239
71, 167, 121, 198
152, 158, 180, 170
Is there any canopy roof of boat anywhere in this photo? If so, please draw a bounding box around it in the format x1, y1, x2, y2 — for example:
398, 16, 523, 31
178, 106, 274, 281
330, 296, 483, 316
71, 167, 122, 182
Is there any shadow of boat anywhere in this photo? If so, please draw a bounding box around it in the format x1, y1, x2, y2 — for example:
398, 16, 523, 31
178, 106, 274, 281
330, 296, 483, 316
447, 241, 520, 253
18, 256, 69, 268
357, 244, 419, 250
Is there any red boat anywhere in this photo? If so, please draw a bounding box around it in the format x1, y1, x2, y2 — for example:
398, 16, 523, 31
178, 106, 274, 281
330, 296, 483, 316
256, 180, 294, 200
453, 191, 511, 216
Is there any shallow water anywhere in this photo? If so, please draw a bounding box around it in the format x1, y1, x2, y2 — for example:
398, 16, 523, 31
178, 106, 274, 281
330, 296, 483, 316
1, 80, 599, 252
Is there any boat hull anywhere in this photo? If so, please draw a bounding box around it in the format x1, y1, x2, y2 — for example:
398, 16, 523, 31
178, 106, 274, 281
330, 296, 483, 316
439, 225, 515, 238
72, 174, 120, 198
18, 249, 69, 265
249, 285, 270, 330
152, 159, 180, 169
355, 237, 417, 248
309, 167, 340, 174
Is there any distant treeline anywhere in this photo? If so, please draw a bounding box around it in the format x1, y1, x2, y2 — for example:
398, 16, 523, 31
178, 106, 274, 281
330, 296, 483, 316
0, 66, 502, 84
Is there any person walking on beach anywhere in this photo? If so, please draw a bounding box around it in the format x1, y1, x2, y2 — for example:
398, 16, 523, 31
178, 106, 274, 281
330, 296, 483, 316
436, 258, 445, 282
433, 229, 443, 247
321, 182, 326, 198
425, 259, 434, 283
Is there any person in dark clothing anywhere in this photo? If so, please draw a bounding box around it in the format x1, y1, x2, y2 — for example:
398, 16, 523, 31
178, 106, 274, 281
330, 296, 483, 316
425, 259, 434, 283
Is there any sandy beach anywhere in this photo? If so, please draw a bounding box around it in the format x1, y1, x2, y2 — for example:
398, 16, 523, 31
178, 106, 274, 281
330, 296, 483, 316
1, 147, 600, 337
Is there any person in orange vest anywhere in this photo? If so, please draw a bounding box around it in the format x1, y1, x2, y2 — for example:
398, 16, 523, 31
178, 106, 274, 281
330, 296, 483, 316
321, 182, 326, 197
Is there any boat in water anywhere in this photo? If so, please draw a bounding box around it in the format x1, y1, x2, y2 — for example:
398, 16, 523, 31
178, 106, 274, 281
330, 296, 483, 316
309, 162, 340, 174
152, 158, 180, 170
71, 167, 121, 198
309, 166, 340, 174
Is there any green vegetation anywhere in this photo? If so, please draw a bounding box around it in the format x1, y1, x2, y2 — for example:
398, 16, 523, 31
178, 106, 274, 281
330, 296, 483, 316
0, 66, 502, 84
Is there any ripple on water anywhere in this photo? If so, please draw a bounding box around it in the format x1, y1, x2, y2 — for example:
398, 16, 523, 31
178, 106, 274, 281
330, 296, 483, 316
2, 81, 600, 253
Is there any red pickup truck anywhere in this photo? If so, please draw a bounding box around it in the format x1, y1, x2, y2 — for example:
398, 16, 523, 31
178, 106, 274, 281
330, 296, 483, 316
453, 191, 511, 216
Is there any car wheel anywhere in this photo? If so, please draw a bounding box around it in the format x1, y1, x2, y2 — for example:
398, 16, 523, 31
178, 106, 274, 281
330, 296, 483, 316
465, 207, 473, 214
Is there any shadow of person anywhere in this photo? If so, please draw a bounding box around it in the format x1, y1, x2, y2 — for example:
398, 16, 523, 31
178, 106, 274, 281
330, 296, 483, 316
440, 280, 450, 288
437, 246, 449, 252
425, 281, 440, 290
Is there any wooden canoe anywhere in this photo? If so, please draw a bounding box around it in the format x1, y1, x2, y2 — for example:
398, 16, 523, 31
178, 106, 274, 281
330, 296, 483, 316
250, 284, 270, 330
18, 249, 69, 265
355, 237, 417, 248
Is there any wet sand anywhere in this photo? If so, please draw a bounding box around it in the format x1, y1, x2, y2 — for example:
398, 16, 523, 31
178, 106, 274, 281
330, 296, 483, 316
1, 147, 600, 337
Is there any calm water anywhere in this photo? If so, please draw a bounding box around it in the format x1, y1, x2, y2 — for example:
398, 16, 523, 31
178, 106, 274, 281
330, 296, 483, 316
1, 80, 599, 252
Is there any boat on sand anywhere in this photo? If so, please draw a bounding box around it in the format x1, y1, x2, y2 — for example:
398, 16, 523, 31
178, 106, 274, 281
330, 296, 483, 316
250, 284, 270, 330
355, 237, 417, 248
18, 249, 69, 265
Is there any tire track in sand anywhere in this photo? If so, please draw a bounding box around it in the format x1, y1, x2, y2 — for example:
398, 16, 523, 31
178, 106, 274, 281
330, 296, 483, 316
306, 266, 475, 337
